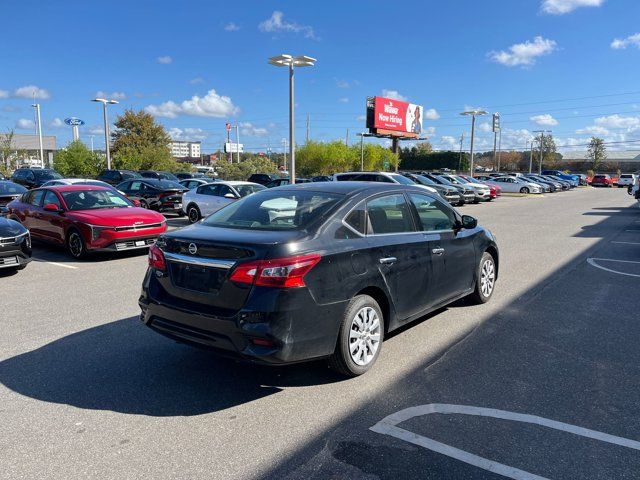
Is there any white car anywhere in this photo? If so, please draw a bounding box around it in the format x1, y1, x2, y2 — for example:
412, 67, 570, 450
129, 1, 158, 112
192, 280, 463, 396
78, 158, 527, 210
182, 181, 266, 223
439, 174, 491, 202
618, 174, 637, 188
333, 171, 439, 195
491, 176, 542, 194
179, 178, 213, 190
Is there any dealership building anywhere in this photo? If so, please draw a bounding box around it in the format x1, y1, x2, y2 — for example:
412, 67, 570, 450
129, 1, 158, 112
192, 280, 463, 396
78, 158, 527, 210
0, 133, 57, 167
559, 150, 640, 172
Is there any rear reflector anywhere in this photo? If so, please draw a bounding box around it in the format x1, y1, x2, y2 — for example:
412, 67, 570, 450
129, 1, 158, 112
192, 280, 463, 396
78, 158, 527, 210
229, 253, 321, 288
148, 244, 166, 271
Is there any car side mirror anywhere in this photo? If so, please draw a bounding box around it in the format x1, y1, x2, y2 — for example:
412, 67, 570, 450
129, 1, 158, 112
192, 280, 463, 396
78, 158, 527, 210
43, 203, 62, 213
461, 215, 477, 229
224, 193, 238, 199
132, 199, 141, 207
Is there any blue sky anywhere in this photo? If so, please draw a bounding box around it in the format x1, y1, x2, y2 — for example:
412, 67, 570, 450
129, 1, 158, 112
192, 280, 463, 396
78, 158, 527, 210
2, 0, 640, 154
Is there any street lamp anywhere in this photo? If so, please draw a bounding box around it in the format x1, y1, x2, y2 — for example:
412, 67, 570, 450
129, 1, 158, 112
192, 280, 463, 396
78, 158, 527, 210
31, 103, 44, 167
91, 98, 119, 170
460, 109, 487, 176
268, 54, 316, 184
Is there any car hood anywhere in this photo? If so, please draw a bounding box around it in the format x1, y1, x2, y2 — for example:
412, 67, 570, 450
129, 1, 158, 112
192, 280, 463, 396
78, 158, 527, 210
68, 207, 166, 226
465, 182, 489, 190
0, 216, 27, 236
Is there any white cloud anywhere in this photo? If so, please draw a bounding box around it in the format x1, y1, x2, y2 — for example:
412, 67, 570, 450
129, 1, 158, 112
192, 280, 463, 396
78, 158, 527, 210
168, 127, 208, 142
145, 89, 240, 118
50, 118, 65, 128
424, 126, 436, 136
594, 114, 640, 129
478, 122, 492, 133
189, 77, 204, 84
381, 89, 408, 102
541, 0, 603, 15
611, 32, 640, 50
530, 114, 559, 126
14, 85, 50, 99
95, 90, 126, 100
576, 125, 610, 135
88, 126, 105, 136
488, 36, 557, 67
338, 97, 349, 103
224, 22, 240, 31
440, 136, 459, 149
258, 11, 317, 40
424, 108, 439, 120
157, 56, 173, 64
239, 122, 268, 137
15, 118, 35, 129
0, 90, 8, 98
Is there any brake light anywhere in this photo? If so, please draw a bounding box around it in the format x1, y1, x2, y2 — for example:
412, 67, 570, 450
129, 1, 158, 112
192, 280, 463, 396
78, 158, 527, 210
229, 253, 321, 288
148, 244, 166, 270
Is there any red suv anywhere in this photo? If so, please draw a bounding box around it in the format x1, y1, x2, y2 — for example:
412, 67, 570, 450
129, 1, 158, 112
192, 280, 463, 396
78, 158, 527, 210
6, 185, 167, 258
590, 174, 613, 187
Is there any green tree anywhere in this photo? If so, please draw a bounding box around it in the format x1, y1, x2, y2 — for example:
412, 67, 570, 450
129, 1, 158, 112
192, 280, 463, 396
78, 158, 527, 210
216, 157, 279, 181
111, 109, 180, 171
295, 141, 398, 176
53, 141, 104, 177
586, 137, 606, 171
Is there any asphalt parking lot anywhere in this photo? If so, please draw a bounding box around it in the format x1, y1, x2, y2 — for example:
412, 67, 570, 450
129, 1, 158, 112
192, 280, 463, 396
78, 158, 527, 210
1, 187, 639, 480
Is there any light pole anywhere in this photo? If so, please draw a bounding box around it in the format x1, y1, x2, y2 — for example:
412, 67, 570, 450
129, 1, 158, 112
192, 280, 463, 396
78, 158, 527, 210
357, 132, 370, 171
533, 129, 551, 175
460, 110, 487, 177
91, 98, 119, 170
268, 54, 316, 184
31, 103, 44, 167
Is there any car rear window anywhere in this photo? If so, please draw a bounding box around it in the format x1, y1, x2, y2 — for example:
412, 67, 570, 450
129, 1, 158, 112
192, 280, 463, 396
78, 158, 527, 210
234, 184, 266, 197
203, 190, 344, 230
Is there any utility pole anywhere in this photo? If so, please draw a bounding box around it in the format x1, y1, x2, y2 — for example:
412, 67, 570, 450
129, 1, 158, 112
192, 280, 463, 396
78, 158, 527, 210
226, 123, 232, 163
282, 138, 288, 172
533, 130, 551, 175
345, 128, 349, 146
235, 124, 240, 163
497, 128, 502, 172
492, 113, 500, 171
528, 139, 534, 173
458, 133, 464, 172
31, 103, 44, 167
90, 135, 94, 153
306, 114, 310, 144
359, 132, 365, 170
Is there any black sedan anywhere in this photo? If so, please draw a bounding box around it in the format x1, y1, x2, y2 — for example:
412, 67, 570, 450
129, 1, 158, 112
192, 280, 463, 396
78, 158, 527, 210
0, 217, 31, 272
140, 182, 498, 376
0, 181, 28, 207
116, 179, 186, 214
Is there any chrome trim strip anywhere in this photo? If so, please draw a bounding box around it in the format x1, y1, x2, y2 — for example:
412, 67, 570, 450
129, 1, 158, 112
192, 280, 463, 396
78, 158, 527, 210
163, 251, 236, 269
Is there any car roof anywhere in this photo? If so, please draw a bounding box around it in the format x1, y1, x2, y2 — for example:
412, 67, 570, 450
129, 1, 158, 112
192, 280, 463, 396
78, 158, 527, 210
39, 185, 110, 192
274, 181, 426, 195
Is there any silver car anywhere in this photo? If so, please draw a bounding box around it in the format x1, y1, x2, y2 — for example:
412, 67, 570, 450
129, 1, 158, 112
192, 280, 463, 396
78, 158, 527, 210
182, 181, 266, 223
491, 176, 542, 194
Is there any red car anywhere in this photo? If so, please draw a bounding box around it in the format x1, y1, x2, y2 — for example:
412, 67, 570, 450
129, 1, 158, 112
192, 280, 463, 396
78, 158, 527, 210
460, 175, 502, 198
6, 185, 167, 258
590, 174, 613, 187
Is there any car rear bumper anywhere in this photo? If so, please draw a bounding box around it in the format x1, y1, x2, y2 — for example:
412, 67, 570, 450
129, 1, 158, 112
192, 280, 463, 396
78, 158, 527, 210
139, 272, 348, 365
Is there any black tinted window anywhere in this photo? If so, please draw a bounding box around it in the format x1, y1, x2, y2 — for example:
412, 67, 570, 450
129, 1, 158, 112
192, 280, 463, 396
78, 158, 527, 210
197, 185, 219, 196
366, 194, 414, 234
43, 190, 62, 208
344, 208, 367, 235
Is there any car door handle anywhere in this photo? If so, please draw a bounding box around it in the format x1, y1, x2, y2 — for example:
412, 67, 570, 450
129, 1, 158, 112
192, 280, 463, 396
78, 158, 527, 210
432, 247, 445, 255
379, 257, 397, 265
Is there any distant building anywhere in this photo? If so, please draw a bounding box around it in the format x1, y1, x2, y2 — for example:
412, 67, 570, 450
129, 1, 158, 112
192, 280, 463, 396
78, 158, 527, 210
170, 141, 201, 158
559, 150, 640, 172
0, 133, 57, 168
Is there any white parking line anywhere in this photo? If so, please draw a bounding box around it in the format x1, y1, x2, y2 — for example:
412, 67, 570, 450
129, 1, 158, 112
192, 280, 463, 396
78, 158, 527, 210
587, 258, 640, 278
371, 404, 640, 480
37, 260, 78, 270
611, 241, 640, 245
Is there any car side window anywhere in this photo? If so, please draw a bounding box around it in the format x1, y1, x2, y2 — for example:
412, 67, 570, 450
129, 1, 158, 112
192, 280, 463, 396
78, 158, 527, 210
217, 185, 234, 197
197, 185, 219, 196
129, 181, 142, 191
375, 175, 394, 183
366, 194, 415, 234
408, 193, 456, 232
43, 190, 62, 208
26, 171, 35, 181
344, 207, 367, 235
28, 190, 45, 206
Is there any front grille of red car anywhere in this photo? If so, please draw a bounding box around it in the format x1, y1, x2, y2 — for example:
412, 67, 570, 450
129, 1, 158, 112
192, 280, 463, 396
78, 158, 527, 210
114, 238, 157, 251
113, 222, 164, 232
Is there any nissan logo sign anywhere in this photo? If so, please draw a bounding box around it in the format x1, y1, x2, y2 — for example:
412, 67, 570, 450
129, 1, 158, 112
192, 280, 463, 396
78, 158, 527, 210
188, 243, 198, 255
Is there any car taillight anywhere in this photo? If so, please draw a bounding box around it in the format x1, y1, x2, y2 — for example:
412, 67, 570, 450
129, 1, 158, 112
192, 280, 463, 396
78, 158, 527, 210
229, 253, 321, 288
148, 244, 166, 270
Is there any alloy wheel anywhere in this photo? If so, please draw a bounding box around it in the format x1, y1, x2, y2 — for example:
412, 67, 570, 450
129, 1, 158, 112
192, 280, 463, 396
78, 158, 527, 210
188, 207, 200, 223
349, 306, 381, 366
480, 258, 495, 297
68, 232, 84, 258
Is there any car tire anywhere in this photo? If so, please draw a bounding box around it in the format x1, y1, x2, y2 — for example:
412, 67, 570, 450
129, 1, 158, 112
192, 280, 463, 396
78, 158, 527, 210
187, 204, 201, 224
520, 187, 530, 194
467, 251, 496, 305
328, 294, 384, 377
66, 228, 87, 259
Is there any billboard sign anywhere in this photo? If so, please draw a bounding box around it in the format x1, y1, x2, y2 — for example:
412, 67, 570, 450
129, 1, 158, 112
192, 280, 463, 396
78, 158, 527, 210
367, 96, 423, 136
492, 113, 500, 132
224, 142, 243, 153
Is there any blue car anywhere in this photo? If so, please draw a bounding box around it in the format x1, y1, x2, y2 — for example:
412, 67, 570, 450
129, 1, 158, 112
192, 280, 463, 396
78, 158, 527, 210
541, 170, 579, 187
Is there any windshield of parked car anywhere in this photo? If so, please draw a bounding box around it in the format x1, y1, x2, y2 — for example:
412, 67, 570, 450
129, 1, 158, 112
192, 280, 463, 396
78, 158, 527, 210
389, 174, 416, 186
234, 184, 266, 197
33, 170, 63, 180
158, 172, 180, 182
0, 181, 28, 194
203, 190, 344, 230
60, 189, 133, 210
432, 175, 454, 186
411, 174, 437, 186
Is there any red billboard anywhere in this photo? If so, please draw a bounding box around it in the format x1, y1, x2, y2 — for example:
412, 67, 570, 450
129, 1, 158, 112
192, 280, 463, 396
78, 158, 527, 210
370, 96, 424, 136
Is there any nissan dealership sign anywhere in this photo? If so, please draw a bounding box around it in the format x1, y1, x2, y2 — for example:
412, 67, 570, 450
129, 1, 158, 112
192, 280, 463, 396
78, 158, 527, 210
366, 96, 423, 137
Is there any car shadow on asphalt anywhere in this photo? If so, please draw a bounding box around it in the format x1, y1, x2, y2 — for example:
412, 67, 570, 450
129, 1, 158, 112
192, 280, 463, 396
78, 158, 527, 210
30, 239, 150, 264
0, 316, 343, 417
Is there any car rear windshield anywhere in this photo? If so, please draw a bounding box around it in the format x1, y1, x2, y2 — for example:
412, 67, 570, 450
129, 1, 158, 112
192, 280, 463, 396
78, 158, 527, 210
33, 170, 62, 180
234, 184, 266, 197
202, 190, 344, 230
389, 175, 415, 185
145, 180, 184, 190
61, 189, 133, 210
0, 182, 27, 194
122, 171, 142, 180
